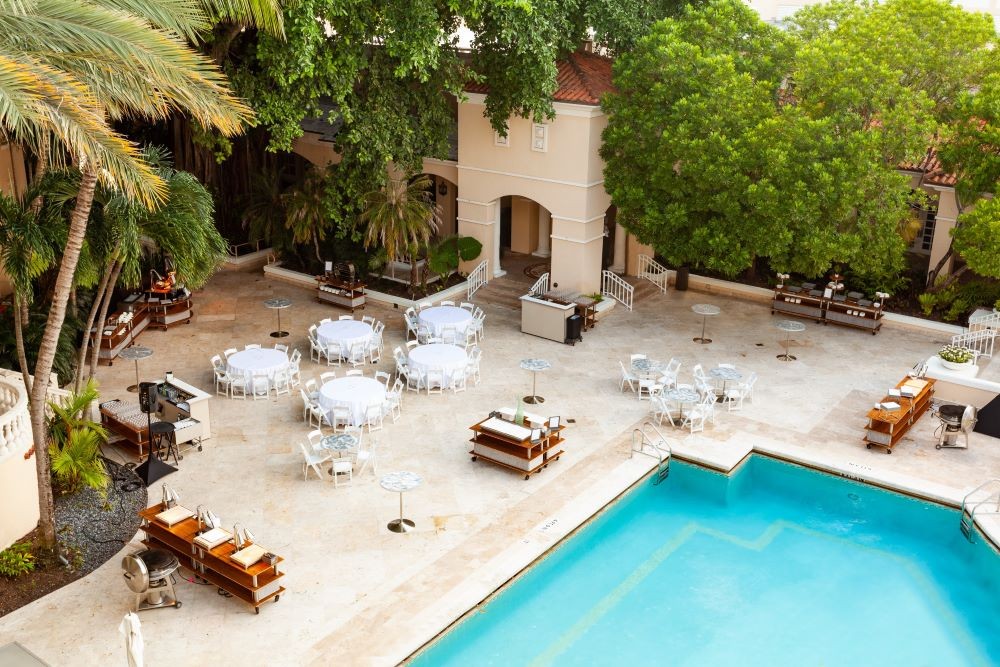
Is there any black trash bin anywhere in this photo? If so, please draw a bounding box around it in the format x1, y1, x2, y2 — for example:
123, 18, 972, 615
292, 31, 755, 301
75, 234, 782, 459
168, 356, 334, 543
674, 266, 689, 291
565, 314, 583, 345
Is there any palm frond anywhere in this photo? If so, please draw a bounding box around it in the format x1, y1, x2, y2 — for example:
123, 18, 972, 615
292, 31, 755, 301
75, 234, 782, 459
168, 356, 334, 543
198, 0, 284, 38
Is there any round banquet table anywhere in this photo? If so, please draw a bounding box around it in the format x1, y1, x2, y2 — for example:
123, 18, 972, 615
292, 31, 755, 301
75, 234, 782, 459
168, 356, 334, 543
418, 306, 473, 337
226, 348, 289, 382
316, 320, 373, 356
408, 343, 468, 388
319, 376, 386, 426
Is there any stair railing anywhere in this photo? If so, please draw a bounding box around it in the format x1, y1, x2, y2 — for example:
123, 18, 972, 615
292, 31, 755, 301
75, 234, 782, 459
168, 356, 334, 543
637, 254, 669, 293
466, 259, 489, 299
602, 270, 634, 311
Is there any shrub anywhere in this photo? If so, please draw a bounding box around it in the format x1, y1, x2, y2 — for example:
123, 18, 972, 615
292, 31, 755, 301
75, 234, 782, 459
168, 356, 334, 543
0, 541, 36, 578
938, 345, 974, 364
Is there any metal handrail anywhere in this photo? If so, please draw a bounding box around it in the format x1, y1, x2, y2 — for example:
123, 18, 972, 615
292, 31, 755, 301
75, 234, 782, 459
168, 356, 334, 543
960, 479, 1000, 543
630, 421, 673, 484
602, 270, 634, 311
950, 328, 995, 361
637, 254, 669, 293
528, 272, 550, 297
467, 259, 489, 299
228, 239, 264, 257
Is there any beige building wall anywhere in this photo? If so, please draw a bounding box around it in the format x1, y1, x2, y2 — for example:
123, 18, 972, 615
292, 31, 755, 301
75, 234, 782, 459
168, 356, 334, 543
0, 377, 38, 551
456, 95, 610, 293
929, 187, 960, 277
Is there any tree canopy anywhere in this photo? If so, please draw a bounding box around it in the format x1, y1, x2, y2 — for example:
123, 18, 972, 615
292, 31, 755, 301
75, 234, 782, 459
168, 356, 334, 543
601, 0, 998, 286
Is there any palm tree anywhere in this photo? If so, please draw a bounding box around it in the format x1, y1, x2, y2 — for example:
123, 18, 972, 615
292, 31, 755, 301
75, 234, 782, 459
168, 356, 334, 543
76, 147, 227, 387
0, 0, 281, 550
360, 175, 442, 296
0, 182, 59, 389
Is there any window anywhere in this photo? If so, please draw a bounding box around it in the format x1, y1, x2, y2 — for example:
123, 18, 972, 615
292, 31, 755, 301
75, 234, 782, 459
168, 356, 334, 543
531, 123, 548, 152
909, 200, 937, 254
494, 130, 509, 147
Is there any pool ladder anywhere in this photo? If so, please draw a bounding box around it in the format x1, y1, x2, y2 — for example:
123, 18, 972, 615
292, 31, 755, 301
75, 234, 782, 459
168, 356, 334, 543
959, 479, 1000, 543
631, 422, 673, 485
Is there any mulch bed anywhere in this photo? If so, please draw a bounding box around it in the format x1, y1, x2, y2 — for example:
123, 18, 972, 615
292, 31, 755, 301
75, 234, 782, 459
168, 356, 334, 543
0, 458, 147, 617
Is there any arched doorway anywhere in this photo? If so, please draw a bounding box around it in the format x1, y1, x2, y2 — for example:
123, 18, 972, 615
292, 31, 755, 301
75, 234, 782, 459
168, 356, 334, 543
495, 195, 552, 276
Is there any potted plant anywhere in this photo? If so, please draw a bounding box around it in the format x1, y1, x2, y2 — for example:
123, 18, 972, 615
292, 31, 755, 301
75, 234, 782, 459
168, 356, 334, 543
938, 344, 975, 370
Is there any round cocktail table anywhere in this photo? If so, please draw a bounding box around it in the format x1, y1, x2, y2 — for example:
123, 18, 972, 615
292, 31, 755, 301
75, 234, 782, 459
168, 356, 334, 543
692, 304, 721, 344
380, 471, 422, 534
520, 358, 552, 404
264, 298, 292, 338
775, 320, 806, 361
708, 367, 742, 401
120, 346, 154, 393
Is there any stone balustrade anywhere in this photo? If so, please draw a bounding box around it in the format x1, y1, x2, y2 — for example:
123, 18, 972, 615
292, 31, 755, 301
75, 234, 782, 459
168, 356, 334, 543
0, 377, 30, 460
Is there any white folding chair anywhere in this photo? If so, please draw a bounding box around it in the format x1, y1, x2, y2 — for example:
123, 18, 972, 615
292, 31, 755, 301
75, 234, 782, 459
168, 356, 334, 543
329, 405, 351, 432
325, 342, 343, 367
441, 326, 459, 345
245, 343, 261, 350
214, 369, 233, 397
230, 372, 250, 400
459, 302, 475, 312
272, 369, 291, 396
309, 333, 325, 363
406, 340, 419, 351
320, 317, 332, 324
299, 442, 331, 481
651, 396, 678, 427
274, 343, 289, 355
288, 349, 302, 386
331, 458, 353, 487
630, 353, 647, 364
386, 378, 403, 421
440, 300, 455, 306
224, 347, 238, 359
307, 429, 323, 448
346, 342, 366, 368
305, 378, 319, 400
353, 434, 378, 476
345, 369, 364, 377
362, 315, 375, 325
251, 371, 270, 400
619, 361, 638, 392
339, 315, 354, 321
417, 301, 432, 310
363, 402, 383, 432
320, 371, 337, 383
425, 369, 444, 395
374, 371, 391, 388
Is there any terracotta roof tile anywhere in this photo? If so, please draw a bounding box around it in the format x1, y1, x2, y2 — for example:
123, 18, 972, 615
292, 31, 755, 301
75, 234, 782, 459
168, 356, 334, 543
466, 50, 615, 106
899, 148, 957, 188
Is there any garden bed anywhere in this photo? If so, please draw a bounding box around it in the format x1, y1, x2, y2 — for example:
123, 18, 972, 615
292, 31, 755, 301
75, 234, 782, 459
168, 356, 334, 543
0, 458, 147, 617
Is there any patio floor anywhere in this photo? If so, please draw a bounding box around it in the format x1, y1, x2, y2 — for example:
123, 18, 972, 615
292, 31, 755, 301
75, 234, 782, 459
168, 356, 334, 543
1, 267, 997, 666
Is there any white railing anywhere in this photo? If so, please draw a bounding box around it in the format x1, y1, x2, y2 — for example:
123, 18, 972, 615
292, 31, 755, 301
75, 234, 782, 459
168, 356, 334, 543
0, 377, 30, 460
951, 328, 996, 361
637, 254, 669, 293
467, 259, 489, 299
529, 272, 550, 296
602, 270, 634, 311
227, 239, 263, 257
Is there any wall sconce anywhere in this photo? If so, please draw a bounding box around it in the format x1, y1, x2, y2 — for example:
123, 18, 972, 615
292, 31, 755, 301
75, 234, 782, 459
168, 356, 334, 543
437, 181, 448, 197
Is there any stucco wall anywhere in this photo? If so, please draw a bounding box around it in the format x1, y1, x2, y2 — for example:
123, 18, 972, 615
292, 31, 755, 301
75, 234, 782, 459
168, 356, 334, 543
0, 378, 38, 551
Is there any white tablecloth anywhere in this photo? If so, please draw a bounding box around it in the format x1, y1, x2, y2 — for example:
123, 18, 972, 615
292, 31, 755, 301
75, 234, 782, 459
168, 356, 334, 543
418, 306, 473, 336
226, 348, 289, 381
408, 344, 468, 387
319, 377, 386, 426
316, 320, 373, 356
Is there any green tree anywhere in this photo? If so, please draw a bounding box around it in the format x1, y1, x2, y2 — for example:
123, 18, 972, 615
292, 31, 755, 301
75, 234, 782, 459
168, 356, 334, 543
360, 175, 441, 296
602, 0, 997, 287
0, 0, 272, 550
47, 379, 109, 495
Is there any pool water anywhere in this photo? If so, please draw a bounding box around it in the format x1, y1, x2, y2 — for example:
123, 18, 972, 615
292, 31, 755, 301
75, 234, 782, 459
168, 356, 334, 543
411, 457, 1000, 666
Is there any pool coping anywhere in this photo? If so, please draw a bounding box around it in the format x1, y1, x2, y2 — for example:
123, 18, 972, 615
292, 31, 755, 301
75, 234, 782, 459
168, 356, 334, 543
399, 423, 1000, 665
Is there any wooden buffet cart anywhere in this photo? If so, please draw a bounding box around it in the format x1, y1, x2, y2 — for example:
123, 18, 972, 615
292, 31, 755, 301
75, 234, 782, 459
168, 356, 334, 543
469, 414, 565, 479
772, 284, 885, 334
140, 503, 284, 613
863, 376, 935, 453
91, 303, 150, 366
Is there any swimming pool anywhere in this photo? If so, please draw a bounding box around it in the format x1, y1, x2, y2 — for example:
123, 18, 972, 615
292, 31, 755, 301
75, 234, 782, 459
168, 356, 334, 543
410, 456, 1000, 666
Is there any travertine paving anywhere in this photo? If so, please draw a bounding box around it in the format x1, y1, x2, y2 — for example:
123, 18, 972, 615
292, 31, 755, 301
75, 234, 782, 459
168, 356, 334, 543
1, 268, 997, 666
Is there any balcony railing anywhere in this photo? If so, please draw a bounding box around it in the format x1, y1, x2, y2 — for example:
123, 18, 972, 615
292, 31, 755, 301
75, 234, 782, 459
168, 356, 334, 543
0, 377, 30, 460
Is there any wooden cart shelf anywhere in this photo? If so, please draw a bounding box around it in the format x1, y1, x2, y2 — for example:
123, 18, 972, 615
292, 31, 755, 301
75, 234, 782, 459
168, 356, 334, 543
139, 504, 284, 613
863, 376, 935, 453
772, 285, 885, 334
316, 275, 366, 312
146, 296, 193, 329
90, 303, 150, 366
469, 415, 565, 479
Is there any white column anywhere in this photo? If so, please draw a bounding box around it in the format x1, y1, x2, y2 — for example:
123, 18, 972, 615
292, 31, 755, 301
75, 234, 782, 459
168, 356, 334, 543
610, 223, 626, 273
533, 209, 551, 257
492, 203, 504, 277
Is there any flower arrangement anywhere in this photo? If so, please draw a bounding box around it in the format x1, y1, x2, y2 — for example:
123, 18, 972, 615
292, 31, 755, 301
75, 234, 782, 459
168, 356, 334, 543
938, 345, 974, 364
